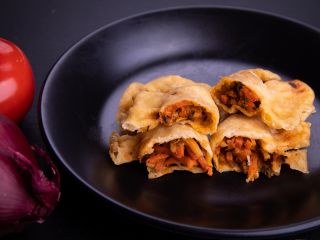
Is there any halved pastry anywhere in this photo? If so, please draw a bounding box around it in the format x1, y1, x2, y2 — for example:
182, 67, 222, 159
117, 75, 219, 134
139, 124, 213, 178
211, 68, 315, 130
117, 75, 197, 124
109, 124, 213, 178
158, 85, 219, 134
210, 114, 310, 182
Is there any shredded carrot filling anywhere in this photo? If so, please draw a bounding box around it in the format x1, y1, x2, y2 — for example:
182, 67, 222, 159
219, 82, 260, 112
160, 100, 210, 126
145, 138, 212, 176
216, 136, 285, 181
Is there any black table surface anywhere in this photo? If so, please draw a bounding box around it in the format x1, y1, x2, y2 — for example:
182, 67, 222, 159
1, 0, 319, 239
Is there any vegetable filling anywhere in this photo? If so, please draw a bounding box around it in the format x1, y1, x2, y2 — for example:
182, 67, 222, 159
160, 100, 211, 126
145, 138, 212, 176
215, 136, 285, 181
219, 82, 261, 112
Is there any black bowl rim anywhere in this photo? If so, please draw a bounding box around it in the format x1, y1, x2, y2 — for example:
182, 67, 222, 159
39, 5, 320, 238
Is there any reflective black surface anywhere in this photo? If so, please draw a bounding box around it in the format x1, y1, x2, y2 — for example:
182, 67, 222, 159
39, 7, 320, 237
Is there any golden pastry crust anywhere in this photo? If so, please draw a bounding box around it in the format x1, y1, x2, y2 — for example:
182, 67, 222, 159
211, 68, 315, 130
110, 69, 314, 181
211, 69, 275, 116
139, 124, 213, 179
210, 114, 310, 182
141, 75, 197, 92
283, 150, 308, 174
262, 79, 315, 130
119, 90, 164, 133
159, 85, 219, 134
109, 124, 213, 178
139, 124, 212, 158
117, 75, 219, 134
116, 75, 196, 123
116, 82, 144, 124
109, 132, 141, 165
146, 166, 204, 179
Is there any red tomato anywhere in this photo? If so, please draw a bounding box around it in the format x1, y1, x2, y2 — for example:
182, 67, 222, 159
0, 37, 35, 122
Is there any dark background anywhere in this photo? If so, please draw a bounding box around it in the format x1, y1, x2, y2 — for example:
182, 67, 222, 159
1, 0, 319, 239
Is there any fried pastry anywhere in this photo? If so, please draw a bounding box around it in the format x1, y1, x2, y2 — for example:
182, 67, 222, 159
211, 69, 315, 130
117, 75, 219, 134
210, 114, 310, 182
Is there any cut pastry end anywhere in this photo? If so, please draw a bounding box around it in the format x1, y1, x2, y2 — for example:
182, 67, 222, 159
213, 81, 261, 117
142, 137, 213, 178
159, 100, 215, 134
214, 136, 308, 182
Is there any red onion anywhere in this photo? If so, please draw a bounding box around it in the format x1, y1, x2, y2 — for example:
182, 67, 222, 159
0, 114, 60, 235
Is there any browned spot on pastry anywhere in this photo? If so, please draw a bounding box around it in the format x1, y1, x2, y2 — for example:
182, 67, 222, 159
289, 81, 299, 89
289, 81, 306, 93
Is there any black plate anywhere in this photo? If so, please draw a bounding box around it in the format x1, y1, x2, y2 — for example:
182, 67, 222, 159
40, 7, 320, 237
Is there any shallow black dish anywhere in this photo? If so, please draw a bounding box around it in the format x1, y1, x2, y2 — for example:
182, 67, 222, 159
40, 7, 320, 237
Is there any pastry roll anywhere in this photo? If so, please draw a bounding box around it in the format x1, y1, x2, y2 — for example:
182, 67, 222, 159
109, 124, 213, 178
117, 75, 219, 134
211, 69, 315, 130
210, 114, 310, 182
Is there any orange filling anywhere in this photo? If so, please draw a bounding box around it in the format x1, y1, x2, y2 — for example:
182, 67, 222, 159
145, 138, 212, 176
216, 136, 285, 181
219, 82, 260, 112
160, 100, 210, 126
